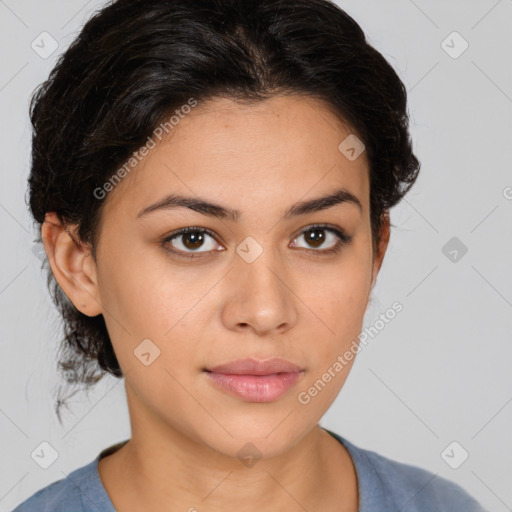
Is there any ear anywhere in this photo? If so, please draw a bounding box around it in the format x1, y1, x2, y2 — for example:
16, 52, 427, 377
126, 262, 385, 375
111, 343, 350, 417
41, 212, 102, 317
370, 211, 391, 291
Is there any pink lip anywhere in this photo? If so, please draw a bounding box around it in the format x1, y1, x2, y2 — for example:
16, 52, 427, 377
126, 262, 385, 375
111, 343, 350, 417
204, 358, 304, 402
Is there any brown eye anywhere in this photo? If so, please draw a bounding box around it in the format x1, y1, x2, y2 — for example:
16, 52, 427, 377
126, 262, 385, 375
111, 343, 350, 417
303, 228, 326, 248
163, 227, 221, 257
290, 224, 352, 254
181, 231, 206, 250
162, 223, 351, 260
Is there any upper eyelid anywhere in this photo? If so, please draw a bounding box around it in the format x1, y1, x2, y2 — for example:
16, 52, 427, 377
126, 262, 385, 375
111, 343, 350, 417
165, 224, 348, 245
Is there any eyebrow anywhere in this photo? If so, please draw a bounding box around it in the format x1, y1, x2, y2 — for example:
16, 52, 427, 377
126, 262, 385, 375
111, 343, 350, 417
136, 187, 362, 222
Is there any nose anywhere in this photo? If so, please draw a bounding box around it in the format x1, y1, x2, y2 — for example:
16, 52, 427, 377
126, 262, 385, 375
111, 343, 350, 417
220, 244, 298, 336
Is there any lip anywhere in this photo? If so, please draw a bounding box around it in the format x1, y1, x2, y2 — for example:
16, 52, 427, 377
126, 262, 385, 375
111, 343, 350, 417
204, 358, 304, 402
206, 357, 303, 375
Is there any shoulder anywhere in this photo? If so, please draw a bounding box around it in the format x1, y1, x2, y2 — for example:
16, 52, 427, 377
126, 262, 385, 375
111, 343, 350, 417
11, 458, 100, 512
329, 431, 486, 512
361, 446, 484, 511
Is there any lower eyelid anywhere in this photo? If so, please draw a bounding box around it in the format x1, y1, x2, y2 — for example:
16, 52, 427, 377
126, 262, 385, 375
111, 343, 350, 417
165, 231, 219, 254
292, 227, 351, 248
163, 225, 350, 257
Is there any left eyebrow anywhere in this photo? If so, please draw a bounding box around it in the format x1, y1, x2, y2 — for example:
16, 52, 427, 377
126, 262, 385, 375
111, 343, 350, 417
136, 186, 362, 221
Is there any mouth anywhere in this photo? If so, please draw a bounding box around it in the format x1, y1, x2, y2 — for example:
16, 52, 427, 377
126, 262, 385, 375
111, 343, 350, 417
203, 357, 305, 402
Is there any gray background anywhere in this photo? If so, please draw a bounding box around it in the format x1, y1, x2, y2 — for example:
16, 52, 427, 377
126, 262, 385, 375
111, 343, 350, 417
1, 1, 511, 510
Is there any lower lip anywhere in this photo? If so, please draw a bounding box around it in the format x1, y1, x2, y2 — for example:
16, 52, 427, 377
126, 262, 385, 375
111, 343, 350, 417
205, 371, 303, 402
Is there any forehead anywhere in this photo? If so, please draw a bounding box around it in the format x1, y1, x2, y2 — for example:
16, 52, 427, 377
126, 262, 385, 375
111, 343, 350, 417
101, 94, 370, 220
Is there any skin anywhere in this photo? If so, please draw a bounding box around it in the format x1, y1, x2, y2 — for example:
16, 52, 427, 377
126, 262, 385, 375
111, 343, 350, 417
42, 93, 390, 511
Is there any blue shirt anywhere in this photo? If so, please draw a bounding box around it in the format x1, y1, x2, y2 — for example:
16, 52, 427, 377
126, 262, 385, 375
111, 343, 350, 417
12, 430, 485, 511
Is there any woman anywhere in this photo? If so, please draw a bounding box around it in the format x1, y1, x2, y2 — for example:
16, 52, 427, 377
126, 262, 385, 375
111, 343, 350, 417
14, 0, 485, 510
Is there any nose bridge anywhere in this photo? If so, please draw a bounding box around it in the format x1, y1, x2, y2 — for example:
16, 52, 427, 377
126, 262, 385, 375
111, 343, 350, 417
240, 245, 282, 296
221, 235, 298, 334
238, 237, 288, 303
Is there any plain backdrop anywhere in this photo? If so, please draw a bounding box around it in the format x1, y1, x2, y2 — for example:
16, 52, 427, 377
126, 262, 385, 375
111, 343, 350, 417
1, 1, 511, 511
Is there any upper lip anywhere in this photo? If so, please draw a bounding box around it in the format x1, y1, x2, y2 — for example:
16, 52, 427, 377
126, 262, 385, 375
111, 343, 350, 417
205, 357, 303, 376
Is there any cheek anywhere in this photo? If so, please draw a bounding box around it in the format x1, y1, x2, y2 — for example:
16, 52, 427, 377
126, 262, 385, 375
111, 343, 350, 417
302, 254, 371, 341
97, 248, 220, 377
294, 261, 369, 414
97, 240, 196, 331
292, 255, 371, 410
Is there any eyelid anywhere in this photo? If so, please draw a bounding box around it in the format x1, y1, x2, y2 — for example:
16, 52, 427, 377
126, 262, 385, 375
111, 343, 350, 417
161, 226, 224, 260
290, 223, 352, 255
291, 223, 351, 243
161, 223, 352, 258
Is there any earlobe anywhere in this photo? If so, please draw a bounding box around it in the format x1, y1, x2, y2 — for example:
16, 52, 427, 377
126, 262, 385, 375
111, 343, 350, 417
41, 212, 102, 317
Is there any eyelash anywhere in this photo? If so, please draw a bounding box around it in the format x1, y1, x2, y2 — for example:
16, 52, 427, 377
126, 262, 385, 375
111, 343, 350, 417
161, 223, 352, 260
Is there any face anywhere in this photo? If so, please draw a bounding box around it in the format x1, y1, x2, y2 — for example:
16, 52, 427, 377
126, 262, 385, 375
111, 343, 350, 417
45, 94, 389, 460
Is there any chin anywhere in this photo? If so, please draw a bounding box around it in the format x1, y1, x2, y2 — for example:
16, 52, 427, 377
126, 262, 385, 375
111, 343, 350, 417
189, 413, 315, 463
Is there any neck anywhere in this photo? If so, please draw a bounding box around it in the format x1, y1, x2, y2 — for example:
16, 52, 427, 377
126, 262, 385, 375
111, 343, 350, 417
98, 388, 358, 511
